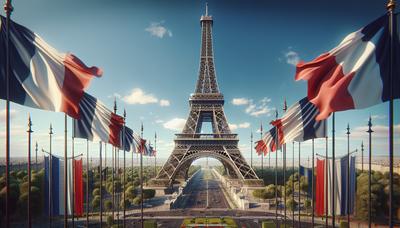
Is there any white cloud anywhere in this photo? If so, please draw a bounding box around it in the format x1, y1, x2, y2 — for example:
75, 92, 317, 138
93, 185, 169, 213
232, 98, 250, 106
229, 122, 250, 131
155, 119, 164, 124
239, 122, 251, 128
163, 118, 186, 131
283, 48, 300, 66
349, 124, 400, 139
120, 88, 170, 106
159, 99, 170, 107
237, 97, 273, 117
122, 88, 158, 105
145, 21, 172, 38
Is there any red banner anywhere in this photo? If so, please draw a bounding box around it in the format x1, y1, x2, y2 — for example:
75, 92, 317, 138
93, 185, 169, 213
74, 159, 84, 216
315, 158, 325, 216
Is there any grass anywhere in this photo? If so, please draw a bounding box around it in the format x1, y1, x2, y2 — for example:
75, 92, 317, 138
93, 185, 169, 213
181, 217, 237, 227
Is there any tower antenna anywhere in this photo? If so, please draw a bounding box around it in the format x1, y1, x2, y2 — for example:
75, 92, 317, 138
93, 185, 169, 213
205, 2, 208, 16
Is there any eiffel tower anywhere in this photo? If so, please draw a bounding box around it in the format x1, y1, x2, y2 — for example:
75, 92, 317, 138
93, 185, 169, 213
153, 5, 260, 187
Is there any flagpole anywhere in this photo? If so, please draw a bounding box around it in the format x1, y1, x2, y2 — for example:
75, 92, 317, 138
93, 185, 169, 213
140, 123, 144, 228
86, 140, 89, 228
35, 142, 38, 172
331, 112, 336, 227
283, 99, 287, 227
361, 141, 364, 173
49, 124, 53, 228
123, 110, 126, 228
311, 138, 315, 227
325, 136, 328, 228
72, 121, 75, 228
154, 132, 157, 177
298, 142, 301, 228
116, 147, 120, 227
274, 110, 278, 224
346, 124, 350, 225
112, 98, 117, 221
367, 117, 373, 228
64, 115, 70, 228
3, 0, 13, 226
250, 131, 253, 169
386, 1, 396, 227
99, 142, 103, 228
131, 148, 137, 186
105, 143, 107, 185
27, 115, 33, 228
260, 122, 264, 181
292, 141, 295, 226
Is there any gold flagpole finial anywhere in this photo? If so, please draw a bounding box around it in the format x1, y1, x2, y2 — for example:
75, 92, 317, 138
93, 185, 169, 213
387, 0, 396, 11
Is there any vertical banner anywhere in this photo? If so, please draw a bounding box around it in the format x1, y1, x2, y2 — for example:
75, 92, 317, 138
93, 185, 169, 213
317, 156, 356, 216
44, 156, 65, 216
75, 159, 84, 216
315, 159, 325, 216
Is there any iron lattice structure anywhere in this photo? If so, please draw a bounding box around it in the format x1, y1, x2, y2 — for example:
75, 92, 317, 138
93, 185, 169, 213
154, 7, 259, 186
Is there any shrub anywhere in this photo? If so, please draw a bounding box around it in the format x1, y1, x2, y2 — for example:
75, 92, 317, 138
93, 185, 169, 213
17, 192, 28, 216
106, 215, 114, 227
304, 199, 311, 210
92, 188, 100, 196
92, 195, 100, 209
104, 200, 113, 211
339, 221, 348, 228
143, 189, 155, 199
120, 199, 130, 208
125, 186, 136, 199
286, 198, 298, 211
132, 196, 142, 205
19, 182, 29, 195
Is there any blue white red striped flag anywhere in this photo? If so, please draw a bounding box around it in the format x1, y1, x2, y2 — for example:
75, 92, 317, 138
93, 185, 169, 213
299, 165, 313, 196
255, 97, 327, 155
295, 14, 400, 120
120, 126, 134, 152
0, 16, 102, 119
44, 155, 83, 216
73, 93, 124, 147
271, 97, 327, 144
255, 127, 278, 155
316, 155, 356, 216
44, 155, 64, 216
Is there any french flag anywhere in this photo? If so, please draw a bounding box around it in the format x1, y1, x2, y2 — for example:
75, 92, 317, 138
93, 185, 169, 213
120, 126, 134, 152
44, 155, 65, 216
44, 156, 84, 216
316, 155, 356, 216
73, 93, 124, 147
0, 16, 102, 119
255, 127, 278, 155
271, 97, 327, 144
295, 14, 400, 120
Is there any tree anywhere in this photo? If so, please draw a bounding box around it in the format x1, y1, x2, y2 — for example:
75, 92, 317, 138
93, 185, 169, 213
125, 186, 136, 200
120, 198, 130, 208
286, 198, 297, 211
106, 215, 114, 227
92, 188, 100, 197
143, 189, 156, 199
92, 195, 100, 209
104, 200, 112, 212
132, 196, 142, 205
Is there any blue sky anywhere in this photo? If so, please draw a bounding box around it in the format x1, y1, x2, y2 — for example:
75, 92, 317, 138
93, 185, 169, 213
0, 0, 398, 164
